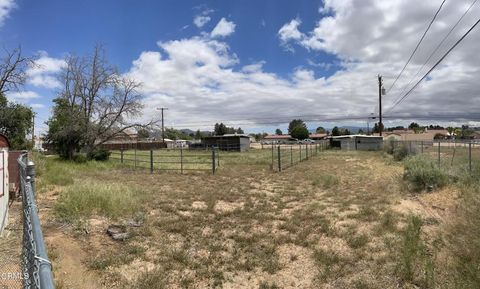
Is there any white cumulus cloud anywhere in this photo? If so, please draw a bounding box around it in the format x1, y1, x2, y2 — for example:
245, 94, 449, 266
210, 18, 236, 38
0, 0, 15, 27
194, 15, 211, 28
27, 52, 66, 89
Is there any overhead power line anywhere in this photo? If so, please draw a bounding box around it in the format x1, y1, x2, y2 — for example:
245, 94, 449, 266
390, 0, 478, 106
386, 0, 447, 93
386, 16, 480, 114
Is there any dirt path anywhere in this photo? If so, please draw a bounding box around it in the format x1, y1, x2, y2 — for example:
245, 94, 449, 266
44, 230, 105, 289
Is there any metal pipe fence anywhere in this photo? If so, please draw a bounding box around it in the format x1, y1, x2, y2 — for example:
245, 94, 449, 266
272, 140, 330, 171
110, 147, 219, 174
18, 153, 55, 289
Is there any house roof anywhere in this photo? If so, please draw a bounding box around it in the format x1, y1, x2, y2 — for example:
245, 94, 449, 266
264, 135, 294, 139
330, 135, 383, 139
309, 133, 327, 139
0, 134, 10, 148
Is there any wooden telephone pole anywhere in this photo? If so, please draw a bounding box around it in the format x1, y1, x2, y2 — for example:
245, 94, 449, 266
157, 107, 168, 142
378, 75, 384, 136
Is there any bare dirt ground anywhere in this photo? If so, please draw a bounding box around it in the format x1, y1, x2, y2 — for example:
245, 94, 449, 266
28, 150, 461, 288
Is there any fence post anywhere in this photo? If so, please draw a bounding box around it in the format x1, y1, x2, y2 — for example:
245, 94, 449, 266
212, 149, 216, 174
134, 148, 137, 169
26, 161, 36, 196
217, 147, 220, 167
290, 145, 293, 166
277, 146, 282, 172
306, 144, 309, 160
469, 142, 472, 172
271, 143, 274, 168
438, 141, 441, 167
180, 146, 184, 174
121, 150, 124, 164
299, 144, 302, 161
421, 141, 423, 154
150, 149, 153, 174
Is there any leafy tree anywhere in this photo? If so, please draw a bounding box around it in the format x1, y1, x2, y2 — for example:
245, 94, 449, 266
164, 128, 193, 140
194, 129, 204, 140
315, 126, 326, 133
214, 123, 242, 135
290, 126, 309, 140
137, 128, 150, 139
0, 93, 33, 149
47, 45, 151, 159
288, 119, 307, 135
332, 126, 340, 136
0, 47, 35, 149
275, 128, 283, 135
372, 123, 380, 134
460, 125, 474, 139
214, 123, 227, 135
343, 128, 351, 135
46, 97, 86, 159
358, 129, 365, 135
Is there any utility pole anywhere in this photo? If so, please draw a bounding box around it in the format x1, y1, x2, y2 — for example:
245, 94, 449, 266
31, 112, 36, 146
378, 75, 385, 136
156, 107, 168, 142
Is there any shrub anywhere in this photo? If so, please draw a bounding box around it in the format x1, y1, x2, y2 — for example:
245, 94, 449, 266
87, 149, 111, 161
393, 144, 409, 161
403, 155, 449, 191
72, 154, 87, 163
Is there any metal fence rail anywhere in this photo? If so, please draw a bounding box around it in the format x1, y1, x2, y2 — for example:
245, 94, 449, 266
18, 153, 55, 289
110, 147, 219, 174
272, 140, 330, 171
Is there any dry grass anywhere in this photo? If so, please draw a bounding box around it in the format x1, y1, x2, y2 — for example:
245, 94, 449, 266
30, 148, 479, 288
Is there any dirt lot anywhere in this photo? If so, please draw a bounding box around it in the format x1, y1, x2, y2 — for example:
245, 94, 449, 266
22, 150, 464, 288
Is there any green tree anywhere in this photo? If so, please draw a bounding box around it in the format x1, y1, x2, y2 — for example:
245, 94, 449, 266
358, 129, 365, 135
332, 126, 340, 136
315, 126, 326, 133
288, 119, 307, 135
0, 93, 33, 149
46, 98, 86, 159
194, 129, 204, 140
236, 127, 244, 134
47, 45, 149, 159
214, 123, 227, 135
290, 126, 309, 140
137, 128, 150, 139
275, 128, 283, 135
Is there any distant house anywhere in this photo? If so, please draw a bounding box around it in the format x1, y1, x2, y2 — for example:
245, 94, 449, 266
201, 134, 250, 152
263, 135, 296, 143
330, 135, 383, 151
381, 129, 451, 141
110, 129, 138, 142
309, 133, 328, 141
0, 134, 10, 235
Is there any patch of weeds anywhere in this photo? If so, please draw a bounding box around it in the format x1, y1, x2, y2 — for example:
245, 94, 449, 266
350, 206, 379, 222
312, 174, 340, 189
396, 215, 436, 288
133, 268, 168, 289
87, 247, 142, 271
313, 249, 348, 281
259, 281, 281, 289
378, 210, 398, 233
346, 234, 369, 249
403, 155, 449, 191
180, 276, 194, 288
55, 181, 142, 223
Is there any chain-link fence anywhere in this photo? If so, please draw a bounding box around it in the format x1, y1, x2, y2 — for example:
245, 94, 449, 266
385, 139, 479, 172
17, 153, 55, 289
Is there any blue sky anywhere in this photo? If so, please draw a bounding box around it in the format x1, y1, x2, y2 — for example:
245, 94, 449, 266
1, 0, 480, 134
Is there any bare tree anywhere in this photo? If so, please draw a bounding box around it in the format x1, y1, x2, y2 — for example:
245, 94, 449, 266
0, 46, 34, 94
54, 45, 154, 154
